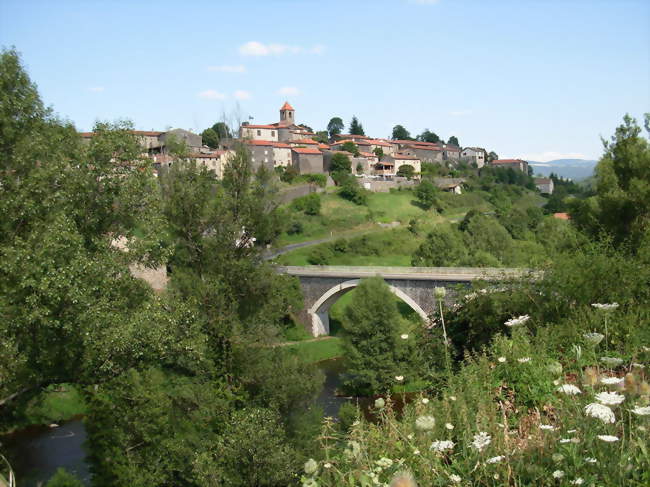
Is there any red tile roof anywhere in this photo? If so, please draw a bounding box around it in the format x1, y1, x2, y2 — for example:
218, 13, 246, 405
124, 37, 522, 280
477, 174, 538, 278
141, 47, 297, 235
280, 101, 294, 111
359, 151, 377, 158
393, 153, 420, 160
553, 212, 570, 220
292, 147, 322, 155
318, 143, 330, 149
291, 138, 319, 145
242, 124, 278, 129
368, 139, 393, 147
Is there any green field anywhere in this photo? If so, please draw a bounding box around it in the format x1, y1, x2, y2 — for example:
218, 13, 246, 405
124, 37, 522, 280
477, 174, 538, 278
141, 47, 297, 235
282, 337, 344, 363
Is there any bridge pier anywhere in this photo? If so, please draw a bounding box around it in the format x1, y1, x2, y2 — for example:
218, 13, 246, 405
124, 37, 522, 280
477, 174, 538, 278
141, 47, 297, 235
310, 310, 330, 336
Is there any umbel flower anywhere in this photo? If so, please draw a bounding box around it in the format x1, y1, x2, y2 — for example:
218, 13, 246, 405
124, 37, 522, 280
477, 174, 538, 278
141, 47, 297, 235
304, 458, 318, 475
486, 456, 504, 464
583, 332, 605, 345
539, 424, 556, 430
595, 391, 625, 406
552, 470, 564, 479
584, 403, 616, 423
415, 415, 436, 431
600, 376, 624, 385
557, 384, 582, 395
597, 435, 619, 442
430, 440, 455, 452
631, 406, 650, 416
504, 315, 530, 327
591, 303, 619, 310
471, 432, 492, 451
600, 357, 624, 368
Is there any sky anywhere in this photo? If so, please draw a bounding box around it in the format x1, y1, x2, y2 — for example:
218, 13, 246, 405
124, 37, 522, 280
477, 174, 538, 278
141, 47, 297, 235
1, 0, 648, 161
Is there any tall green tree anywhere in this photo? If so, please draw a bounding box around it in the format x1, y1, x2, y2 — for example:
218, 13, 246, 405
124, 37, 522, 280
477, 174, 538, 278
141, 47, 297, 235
412, 226, 467, 266
349, 116, 365, 136
391, 124, 411, 140
417, 129, 440, 143
329, 152, 352, 174
341, 141, 360, 156
414, 180, 441, 210
327, 117, 344, 138
448, 135, 459, 147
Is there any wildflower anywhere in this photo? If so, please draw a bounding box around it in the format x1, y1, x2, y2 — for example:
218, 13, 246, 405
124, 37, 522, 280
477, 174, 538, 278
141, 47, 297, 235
401, 334, 409, 340
632, 363, 645, 369
600, 377, 624, 385
540, 424, 556, 430
471, 432, 492, 451
390, 471, 417, 487
552, 453, 564, 462
445, 423, 454, 430
631, 406, 650, 416
557, 384, 582, 395
591, 303, 619, 310
449, 474, 461, 483
547, 361, 563, 375
600, 357, 624, 368
375, 398, 385, 409
430, 440, 455, 452
415, 415, 436, 431
518, 357, 531, 363
434, 287, 446, 299
304, 458, 318, 475
570, 437, 580, 444
559, 438, 571, 443
567, 429, 576, 433
504, 315, 530, 327
498, 356, 506, 363
407, 434, 414, 440
585, 457, 598, 463
486, 456, 504, 464
376, 457, 394, 468
395, 375, 404, 382
552, 470, 564, 479
323, 462, 332, 469
344, 441, 361, 459
413, 449, 420, 455
584, 403, 616, 423
595, 391, 625, 406
597, 435, 619, 442
570, 478, 584, 485
583, 332, 604, 345
449, 395, 457, 401
421, 398, 429, 404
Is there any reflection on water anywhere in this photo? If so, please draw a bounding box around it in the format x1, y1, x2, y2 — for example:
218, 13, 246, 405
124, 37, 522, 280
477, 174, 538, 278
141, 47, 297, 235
1, 418, 90, 486
315, 357, 350, 417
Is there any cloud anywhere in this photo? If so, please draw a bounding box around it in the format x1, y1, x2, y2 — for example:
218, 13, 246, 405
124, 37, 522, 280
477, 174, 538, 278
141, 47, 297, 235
198, 89, 226, 100
516, 151, 589, 162
450, 109, 472, 117
277, 86, 301, 96
88, 86, 105, 92
234, 90, 251, 100
239, 41, 325, 56
207, 65, 246, 73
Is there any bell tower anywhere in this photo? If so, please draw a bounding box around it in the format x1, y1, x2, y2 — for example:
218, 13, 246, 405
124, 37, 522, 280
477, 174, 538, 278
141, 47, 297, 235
279, 101, 295, 125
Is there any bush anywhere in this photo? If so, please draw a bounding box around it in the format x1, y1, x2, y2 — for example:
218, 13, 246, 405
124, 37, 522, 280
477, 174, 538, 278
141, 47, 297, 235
287, 220, 304, 235
412, 226, 467, 266
292, 193, 321, 215
397, 164, 415, 179
302, 173, 327, 188
330, 152, 352, 175
307, 245, 334, 265
414, 180, 441, 210
338, 175, 368, 205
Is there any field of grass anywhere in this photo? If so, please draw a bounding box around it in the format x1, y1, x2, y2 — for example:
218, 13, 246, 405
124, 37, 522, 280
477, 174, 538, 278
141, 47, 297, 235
282, 337, 344, 363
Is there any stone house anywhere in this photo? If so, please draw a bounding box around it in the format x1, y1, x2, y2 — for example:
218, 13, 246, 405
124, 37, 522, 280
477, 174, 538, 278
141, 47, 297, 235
534, 177, 554, 194
245, 140, 293, 169
434, 177, 466, 194
386, 153, 421, 176
490, 159, 529, 173
190, 150, 235, 179
239, 102, 313, 143
461, 147, 487, 168
80, 129, 202, 156
442, 144, 461, 161
292, 147, 324, 174
367, 138, 394, 155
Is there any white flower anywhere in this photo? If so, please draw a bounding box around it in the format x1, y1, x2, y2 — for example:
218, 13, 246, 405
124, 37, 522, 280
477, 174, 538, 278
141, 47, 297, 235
567, 429, 577, 433
407, 434, 414, 440
374, 398, 385, 409
498, 356, 507, 363
559, 438, 571, 443
413, 449, 420, 455
595, 391, 625, 406
631, 406, 650, 416
600, 376, 624, 385
600, 356, 624, 367
449, 473, 461, 483
552, 470, 564, 479
445, 423, 454, 430
540, 424, 556, 430
631, 363, 645, 369
421, 398, 429, 404
395, 375, 404, 382
434, 287, 446, 299
449, 395, 457, 401
597, 435, 619, 442
304, 458, 318, 475
585, 403, 616, 423
415, 415, 436, 431
557, 384, 582, 395
585, 457, 598, 463
323, 462, 332, 469
517, 357, 531, 363
486, 455, 504, 464
471, 432, 491, 451
430, 440, 455, 452
504, 314, 530, 327
375, 457, 393, 468
570, 478, 584, 485
583, 332, 605, 345
591, 303, 619, 310
400, 334, 409, 340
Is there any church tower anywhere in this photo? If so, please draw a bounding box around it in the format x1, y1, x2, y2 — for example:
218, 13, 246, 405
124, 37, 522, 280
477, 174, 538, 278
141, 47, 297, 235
279, 101, 295, 125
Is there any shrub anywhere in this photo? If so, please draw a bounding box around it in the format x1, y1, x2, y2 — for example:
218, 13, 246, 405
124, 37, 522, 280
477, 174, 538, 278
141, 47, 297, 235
414, 180, 441, 210
338, 175, 368, 205
287, 220, 304, 235
307, 245, 333, 265
292, 193, 321, 215
411, 226, 467, 266
397, 164, 416, 179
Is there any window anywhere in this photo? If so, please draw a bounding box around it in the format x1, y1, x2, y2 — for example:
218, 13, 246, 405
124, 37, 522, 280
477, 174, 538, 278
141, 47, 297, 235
257, 130, 261, 136
271, 131, 275, 136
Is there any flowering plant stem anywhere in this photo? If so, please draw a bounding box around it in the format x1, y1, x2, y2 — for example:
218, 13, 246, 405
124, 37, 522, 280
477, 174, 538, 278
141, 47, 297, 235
439, 298, 451, 375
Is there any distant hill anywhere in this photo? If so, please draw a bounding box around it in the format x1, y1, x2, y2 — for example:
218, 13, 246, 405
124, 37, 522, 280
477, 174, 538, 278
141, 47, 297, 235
528, 159, 597, 181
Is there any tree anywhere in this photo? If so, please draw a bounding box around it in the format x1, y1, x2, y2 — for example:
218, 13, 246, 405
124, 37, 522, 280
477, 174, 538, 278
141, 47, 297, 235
329, 152, 352, 175
327, 117, 344, 138
200, 127, 219, 148
341, 277, 406, 394
349, 116, 365, 136
391, 125, 411, 140
338, 174, 368, 205
417, 129, 440, 143
488, 151, 499, 162
414, 180, 441, 210
373, 147, 384, 159
313, 130, 329, 143
46, 468, 84, 487
341, 141, 360, 156
298, 123, 313, 133
448, 135, 459, 147
397, 164, 415, 179
411, 226, 467, 266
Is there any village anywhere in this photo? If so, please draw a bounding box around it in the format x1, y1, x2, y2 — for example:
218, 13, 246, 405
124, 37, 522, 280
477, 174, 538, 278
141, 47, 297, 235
80, 101, 555, 195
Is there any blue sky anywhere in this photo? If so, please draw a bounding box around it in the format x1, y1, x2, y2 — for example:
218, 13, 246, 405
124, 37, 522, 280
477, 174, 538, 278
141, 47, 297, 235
1, 0, 648, 161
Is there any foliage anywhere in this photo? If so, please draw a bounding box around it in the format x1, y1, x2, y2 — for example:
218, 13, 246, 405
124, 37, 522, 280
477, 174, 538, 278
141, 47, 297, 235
448, 135, 459, 147
373, 147, 384, 159
411, 226, 467, 266
341, 140, 360, 156
349, 116, 365, 136
397, 164, 416, 179
337, 174, 368, 205
414, 180, 441, 210
487, 151, 499, 162
292, 193, 321, 216
314, 130, 329, 143
417, 129, 440, 143
329, 152, 352, 175
200, 122, 231, 149
45, 468, 84, 487
327, 117, 344, 138
391, 125, 412, 140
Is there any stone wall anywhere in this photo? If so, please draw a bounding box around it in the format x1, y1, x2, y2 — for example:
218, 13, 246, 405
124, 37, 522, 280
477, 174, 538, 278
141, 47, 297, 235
358, 177, 417, 192
276, 183, 325, 205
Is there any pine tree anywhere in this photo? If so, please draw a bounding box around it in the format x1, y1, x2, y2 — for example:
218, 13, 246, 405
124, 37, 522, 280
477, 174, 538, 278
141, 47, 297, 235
349, 116, 365, 136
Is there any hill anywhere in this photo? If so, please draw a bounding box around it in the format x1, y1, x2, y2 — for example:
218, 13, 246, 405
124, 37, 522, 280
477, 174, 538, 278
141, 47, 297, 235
528, 158, 597, 181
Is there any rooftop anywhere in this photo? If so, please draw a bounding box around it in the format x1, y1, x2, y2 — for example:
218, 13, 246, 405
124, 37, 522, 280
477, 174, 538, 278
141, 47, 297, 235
292, 147, 322, 155
280, 101, 294, 111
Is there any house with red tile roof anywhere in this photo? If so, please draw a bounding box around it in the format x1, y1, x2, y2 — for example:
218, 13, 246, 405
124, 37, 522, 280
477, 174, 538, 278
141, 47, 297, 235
292, 147, 324, 174
239, 102, 311, 143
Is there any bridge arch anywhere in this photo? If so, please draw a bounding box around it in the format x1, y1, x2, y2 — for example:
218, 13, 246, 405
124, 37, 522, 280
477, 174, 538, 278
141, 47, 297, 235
308, 279, 429, 336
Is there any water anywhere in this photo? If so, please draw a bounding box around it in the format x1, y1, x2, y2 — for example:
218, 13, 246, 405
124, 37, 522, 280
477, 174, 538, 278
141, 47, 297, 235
1, 418, 90, 486
315, 357, 351, 417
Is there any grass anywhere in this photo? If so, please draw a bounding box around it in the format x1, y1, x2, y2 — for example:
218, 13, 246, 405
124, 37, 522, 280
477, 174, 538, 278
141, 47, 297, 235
283, 337, 344, 363
365, 191, 426, 223
9, 384, 87, 431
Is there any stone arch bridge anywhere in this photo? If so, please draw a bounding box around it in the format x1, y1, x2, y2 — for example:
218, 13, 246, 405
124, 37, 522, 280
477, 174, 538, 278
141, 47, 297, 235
275, 266, 529, 336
